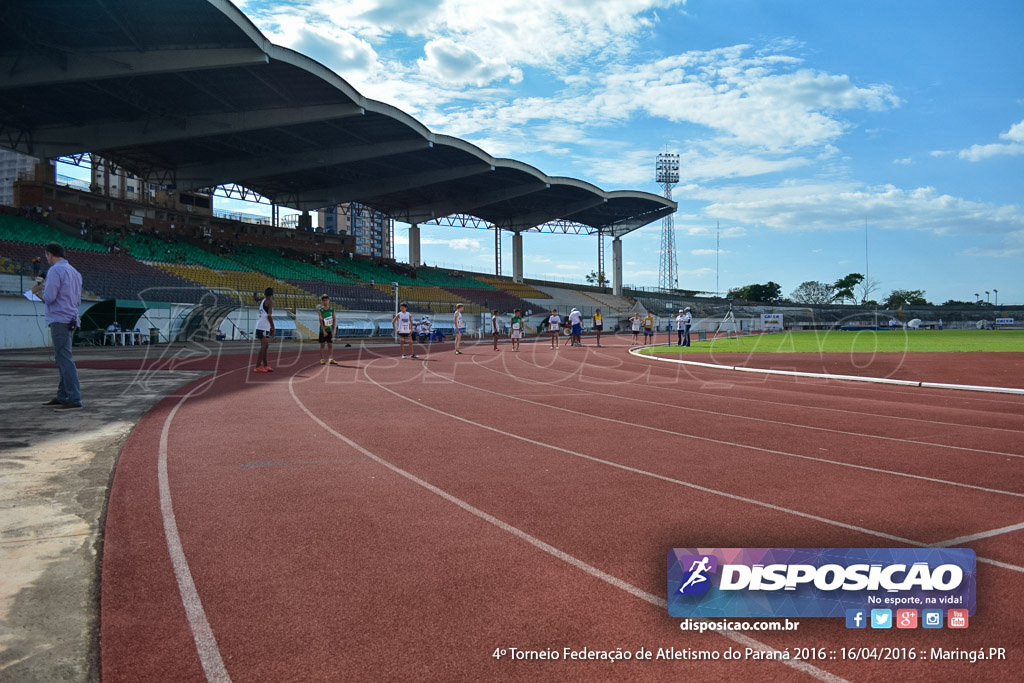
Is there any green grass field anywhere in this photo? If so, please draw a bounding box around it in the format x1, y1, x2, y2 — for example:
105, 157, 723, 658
639, 329, 1024, 355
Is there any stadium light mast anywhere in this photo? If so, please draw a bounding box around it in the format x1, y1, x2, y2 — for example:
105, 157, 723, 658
656, 152, 680, 292
993, 288, 998, 306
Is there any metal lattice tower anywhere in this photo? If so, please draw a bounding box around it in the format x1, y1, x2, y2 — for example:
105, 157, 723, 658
656, 152, 680, 291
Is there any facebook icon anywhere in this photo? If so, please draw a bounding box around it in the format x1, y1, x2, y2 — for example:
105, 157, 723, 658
845, 609, 867, 629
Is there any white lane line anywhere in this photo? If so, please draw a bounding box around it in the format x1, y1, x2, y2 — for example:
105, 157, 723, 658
516, 347, 1024, 435
364, 362, 1024, 575
432, 360, 1024, 499
928, 521, 1024, 547
473, 355, 1024, 460
159, 372, 236, 683
286, 373, 847, 683
631, 347, 1024, 396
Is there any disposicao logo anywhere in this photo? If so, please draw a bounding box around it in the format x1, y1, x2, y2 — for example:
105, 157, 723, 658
675, 555, 718, 596
667, 548, 976, 619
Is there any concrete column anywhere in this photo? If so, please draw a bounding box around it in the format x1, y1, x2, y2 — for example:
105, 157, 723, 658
612, 236, 623, 296
512, 231, 524, 283
409, 223, 420, 266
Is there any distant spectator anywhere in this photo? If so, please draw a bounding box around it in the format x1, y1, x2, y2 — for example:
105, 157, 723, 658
643, 313, 655, 344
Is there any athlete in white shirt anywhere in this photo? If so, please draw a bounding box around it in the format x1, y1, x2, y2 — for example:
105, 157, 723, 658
453, 303, 465, 355
568, 308, 583, 347
548, 309, 562, 349
254, 287, 275, 372
392, 302, 419, 359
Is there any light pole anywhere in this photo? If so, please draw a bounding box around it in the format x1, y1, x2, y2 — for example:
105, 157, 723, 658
974, 293, 980, 304
993, 289, 998, 306
985, 290, 990, 304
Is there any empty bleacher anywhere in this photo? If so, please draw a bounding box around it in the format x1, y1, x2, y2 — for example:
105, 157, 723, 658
155, 262, 317, 309
442, 286, 538, 315
122, 232, 248, 271
229, 246, 349, 283
285, 280, 393, 311
0, 214, 107, 253
2, 241, 210, 304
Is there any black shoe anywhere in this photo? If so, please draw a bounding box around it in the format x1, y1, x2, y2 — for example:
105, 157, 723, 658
56, 402, 83, 410
43, 398, 62, 407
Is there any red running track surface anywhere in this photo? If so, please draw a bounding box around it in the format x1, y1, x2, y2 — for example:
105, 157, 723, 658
101, 339, 1024, 682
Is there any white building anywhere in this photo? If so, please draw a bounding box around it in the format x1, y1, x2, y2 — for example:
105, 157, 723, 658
0, 149, 40, 206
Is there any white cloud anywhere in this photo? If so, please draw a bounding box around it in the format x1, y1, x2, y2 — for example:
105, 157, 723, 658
417, 38, 522, 86
690, 248, 728, 255
684, 181, 1024, 237
959, 120, 1024, 161
893, 157, 912, 165
421, 236, 483, 251
680, 267, 715, 277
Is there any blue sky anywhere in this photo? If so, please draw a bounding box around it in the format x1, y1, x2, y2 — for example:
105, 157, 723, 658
142, 1, 1024, 302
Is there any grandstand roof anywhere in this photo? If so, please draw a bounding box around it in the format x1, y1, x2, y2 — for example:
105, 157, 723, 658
0, 0, 675, 237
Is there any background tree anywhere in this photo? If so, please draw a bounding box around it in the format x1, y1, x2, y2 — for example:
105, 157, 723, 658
833, 273, 864, 303
857, 276, 881, 304
584, 270, 608, 287
883, 289, 929, 309
728, 281, 782, 302
790, 280, 837, 304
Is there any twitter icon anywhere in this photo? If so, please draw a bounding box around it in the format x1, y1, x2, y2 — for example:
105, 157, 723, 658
870, 609, 892, 629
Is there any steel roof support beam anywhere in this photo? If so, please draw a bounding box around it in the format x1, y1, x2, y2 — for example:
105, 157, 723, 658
23, 103, 365, 158
295, 163, 494, 211
174, 138, 432, 191
400, 180, 549, 224
500, 196, 607, 232
0, 48, 270, 89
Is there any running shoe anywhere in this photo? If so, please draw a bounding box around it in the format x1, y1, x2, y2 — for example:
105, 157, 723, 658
320, 359, 326, 364
329, 359, 338, 365
255, 366, 268, 373
411, 354, 420, 359
265, 366, 274, 372
455, 350, 462, 355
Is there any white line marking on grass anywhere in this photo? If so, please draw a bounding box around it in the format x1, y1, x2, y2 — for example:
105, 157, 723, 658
286, 373, 847, 683
632, 347, 1024, 395
512, 346, 1024, 435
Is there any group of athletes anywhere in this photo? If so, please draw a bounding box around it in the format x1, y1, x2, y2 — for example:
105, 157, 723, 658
251, 288, 695, 371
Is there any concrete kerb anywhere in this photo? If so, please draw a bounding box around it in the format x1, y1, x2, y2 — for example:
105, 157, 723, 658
628, 346, 1024, 396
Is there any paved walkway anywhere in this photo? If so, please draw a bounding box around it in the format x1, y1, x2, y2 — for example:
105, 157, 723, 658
0, 344, 213, 682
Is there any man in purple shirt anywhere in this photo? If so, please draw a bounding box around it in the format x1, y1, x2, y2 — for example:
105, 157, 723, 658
31, 243, 83, 409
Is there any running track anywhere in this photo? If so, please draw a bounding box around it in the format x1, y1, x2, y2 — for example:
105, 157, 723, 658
100, 338, 1024, 681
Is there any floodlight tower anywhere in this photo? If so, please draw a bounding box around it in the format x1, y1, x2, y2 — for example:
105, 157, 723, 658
656, 152, 680, 291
